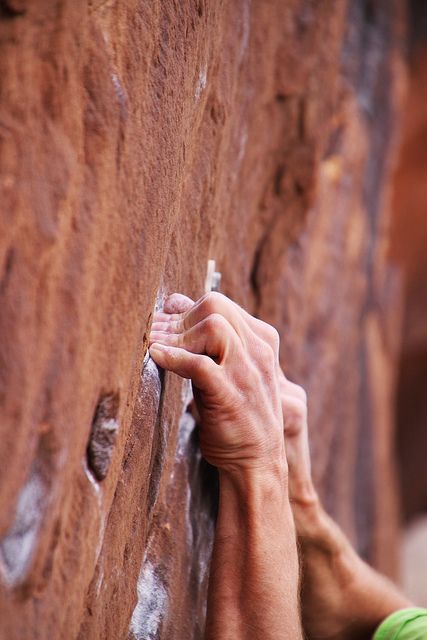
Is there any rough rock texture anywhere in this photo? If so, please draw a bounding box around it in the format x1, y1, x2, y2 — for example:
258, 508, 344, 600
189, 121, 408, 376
391, 1, 427, 522
0, 1, 406, 638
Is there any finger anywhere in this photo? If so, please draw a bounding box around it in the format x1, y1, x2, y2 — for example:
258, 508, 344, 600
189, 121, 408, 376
233, 305, 278, 346
149, 343, 221, 392
157, 292, 280, 361
193, 292, 280, 354
188, 293, 280, 360
151, 318, 183, 333
281, 396, 314, 503
151, 294, 195, 331
280, 376, 307, 403
152, 311, 181, 323
180, 292, 250, 338
150, 314, 240, 362
163, 293, 195, 315
152, 292, 245, 339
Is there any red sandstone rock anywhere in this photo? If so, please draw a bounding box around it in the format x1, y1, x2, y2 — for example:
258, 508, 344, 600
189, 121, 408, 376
0, 1, 406, 637
391, 45, 427, 522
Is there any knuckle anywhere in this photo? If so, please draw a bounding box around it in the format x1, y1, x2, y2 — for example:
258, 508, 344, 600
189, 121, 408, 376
176, 332, 186, 348
285, 397, 307, 422
266, 325, 280, 352
195, 355, 220, 384
249, 338, 276, 375
282, 378, 308, 404
255, 320, 280, 353
293, 384, 307, 403
204, 312, 228, 335
295, 397, 308, 418
258, 339, 276, 364
172, 318, 184, 333
192, 354, 206, 376
200, 291, 224, 314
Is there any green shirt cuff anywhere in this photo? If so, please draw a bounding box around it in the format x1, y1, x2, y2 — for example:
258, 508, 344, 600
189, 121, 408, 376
374, 608, 427, 640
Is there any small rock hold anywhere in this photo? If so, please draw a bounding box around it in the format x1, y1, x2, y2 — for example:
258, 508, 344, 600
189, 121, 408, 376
87, 392, 120, 481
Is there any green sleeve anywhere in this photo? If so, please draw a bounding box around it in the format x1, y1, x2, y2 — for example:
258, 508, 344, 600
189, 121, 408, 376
374, 608, 427, 640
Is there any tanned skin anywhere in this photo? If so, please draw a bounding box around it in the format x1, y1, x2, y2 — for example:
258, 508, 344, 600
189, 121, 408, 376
279, 370, 411, 639
150, 292, 411, 640
150, 292, 302, 640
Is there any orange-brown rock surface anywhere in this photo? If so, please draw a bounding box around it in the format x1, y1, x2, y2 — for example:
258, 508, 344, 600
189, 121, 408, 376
0, 1, 406, 638
391, 3, 427, 522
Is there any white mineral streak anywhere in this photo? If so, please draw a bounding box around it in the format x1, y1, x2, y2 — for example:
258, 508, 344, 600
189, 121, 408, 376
195, 65, 207, 99
142, 356, 162, 404
128, 340, 169, 638
104, 417, 119, 432
82, 461, 107, 568
181, 378, 192, 407
96, 567, 104, 597
183, 476, 194, 556
239, 0, 251, 63
111, 72, 127, 109
0, 471, 45, 586
94, 511, 107, 565
84, 459, 102, 500
154, 287, 166, 313
129, 559, 168, 640
237, 129, 248, 168
177, 411, 196, 460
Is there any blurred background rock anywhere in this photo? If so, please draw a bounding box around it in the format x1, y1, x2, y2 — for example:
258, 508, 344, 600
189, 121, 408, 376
391, 0, 427, 608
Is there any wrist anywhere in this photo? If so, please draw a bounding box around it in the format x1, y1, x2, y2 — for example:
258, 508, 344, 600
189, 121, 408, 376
291, 489, 329, 540
218, 454, 289, 497
216, 458, 294, 542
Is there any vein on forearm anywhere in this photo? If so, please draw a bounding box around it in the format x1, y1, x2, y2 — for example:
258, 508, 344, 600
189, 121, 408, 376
205, 467, 302, 640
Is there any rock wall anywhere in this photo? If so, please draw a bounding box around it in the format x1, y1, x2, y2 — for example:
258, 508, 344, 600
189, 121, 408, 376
391, 0, 427, 522
0, 1, 406, 638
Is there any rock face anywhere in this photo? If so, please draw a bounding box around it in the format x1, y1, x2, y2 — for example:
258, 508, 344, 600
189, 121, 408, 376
391, 1, 427, 522
0, 1, 405, 638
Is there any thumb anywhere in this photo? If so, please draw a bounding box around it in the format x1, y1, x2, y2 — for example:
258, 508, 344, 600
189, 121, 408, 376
149, 343, 219, 392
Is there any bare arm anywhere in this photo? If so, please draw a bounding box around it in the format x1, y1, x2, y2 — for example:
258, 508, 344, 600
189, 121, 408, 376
279, 373, 412, 639
150, 292, 302, 640
206, 464, 300, 640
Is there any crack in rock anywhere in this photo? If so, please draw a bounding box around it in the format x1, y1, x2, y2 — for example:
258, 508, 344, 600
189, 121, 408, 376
87, 392, 120, 481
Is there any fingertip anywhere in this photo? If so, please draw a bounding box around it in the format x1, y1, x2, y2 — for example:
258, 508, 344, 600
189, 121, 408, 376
164, 293, 194, 314
149, 342, 168, 364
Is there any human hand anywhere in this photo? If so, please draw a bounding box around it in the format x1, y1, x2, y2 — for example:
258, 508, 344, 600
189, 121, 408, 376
149, 292, 286, 474
278, 370, 412, 640
278, 372, 321, 523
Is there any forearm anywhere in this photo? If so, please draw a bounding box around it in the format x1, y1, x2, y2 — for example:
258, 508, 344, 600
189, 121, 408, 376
205, 461, 302, 640
296, 500, 411, 639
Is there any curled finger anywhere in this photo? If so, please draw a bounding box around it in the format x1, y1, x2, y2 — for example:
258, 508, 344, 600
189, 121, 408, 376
149, 343, 221, 392
151, 313, 240, 363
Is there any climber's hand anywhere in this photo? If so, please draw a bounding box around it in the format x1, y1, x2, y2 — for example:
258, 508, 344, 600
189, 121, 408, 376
149, 292, 286, 473
279, 372, 318, 509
